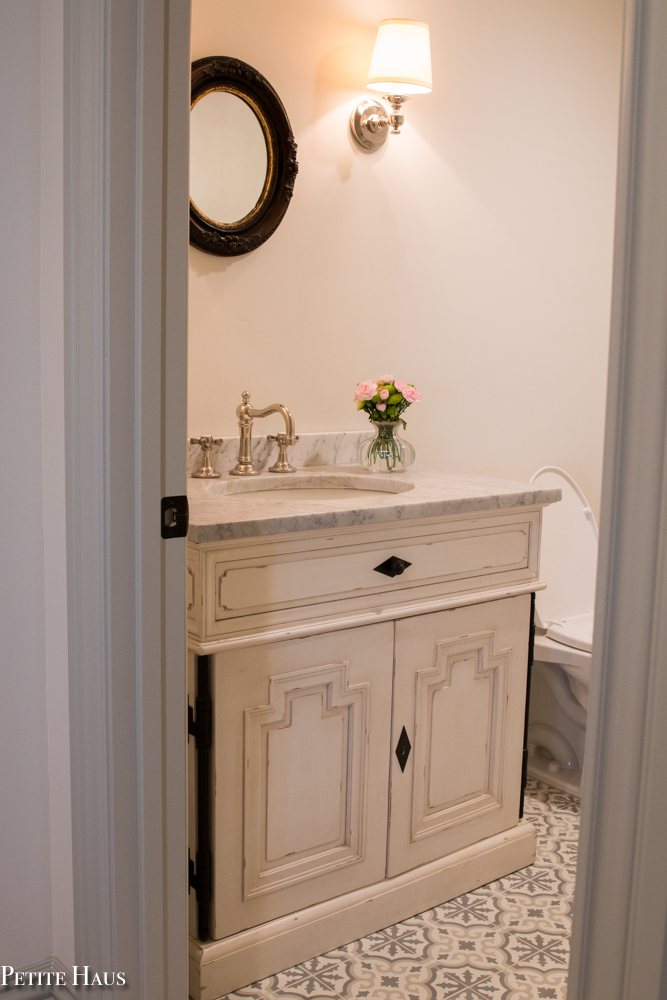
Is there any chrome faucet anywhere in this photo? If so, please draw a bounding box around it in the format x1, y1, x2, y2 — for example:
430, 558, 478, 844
230, 391, 299, 476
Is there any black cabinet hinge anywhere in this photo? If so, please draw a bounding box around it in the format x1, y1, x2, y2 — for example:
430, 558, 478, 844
161, 495, 189, 539
191, 655, 212, 940
188, 696, 211, 751
188, 847, 212, 905
519, 592, 536, 819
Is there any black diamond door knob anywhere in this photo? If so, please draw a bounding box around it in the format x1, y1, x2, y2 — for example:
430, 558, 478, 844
374, 555, 412, 578
395, 727, 412, 772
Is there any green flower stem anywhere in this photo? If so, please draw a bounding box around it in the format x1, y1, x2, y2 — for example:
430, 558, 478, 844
366, 424, 404, 471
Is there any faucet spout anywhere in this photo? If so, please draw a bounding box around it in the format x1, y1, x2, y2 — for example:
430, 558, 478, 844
230, 391, 299, 476
243, 402, 297, 444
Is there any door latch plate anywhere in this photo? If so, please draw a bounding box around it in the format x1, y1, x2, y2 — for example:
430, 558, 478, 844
161, 495, 189, 539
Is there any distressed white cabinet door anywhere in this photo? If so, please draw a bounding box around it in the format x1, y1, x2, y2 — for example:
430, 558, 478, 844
388, 595, 531, 878
211, 622, 394, 939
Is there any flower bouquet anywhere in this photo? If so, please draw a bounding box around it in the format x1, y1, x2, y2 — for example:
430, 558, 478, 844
353, 376, 421, 472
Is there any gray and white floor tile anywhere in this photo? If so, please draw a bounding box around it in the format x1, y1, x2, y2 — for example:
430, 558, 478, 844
225, 778, 578, 1000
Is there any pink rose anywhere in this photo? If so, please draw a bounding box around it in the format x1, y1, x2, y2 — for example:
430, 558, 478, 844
394, 380, 422, 404
353, 380, 378, 402
378, 374, 394, 383
402, 385, 422, 404
376, 402, 387, 411
380, 389, 389, 399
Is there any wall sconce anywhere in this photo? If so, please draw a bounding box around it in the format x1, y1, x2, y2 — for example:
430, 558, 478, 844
350, 19, 432, 151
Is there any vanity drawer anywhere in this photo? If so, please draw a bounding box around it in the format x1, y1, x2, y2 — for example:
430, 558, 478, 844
197, 510, 541, 639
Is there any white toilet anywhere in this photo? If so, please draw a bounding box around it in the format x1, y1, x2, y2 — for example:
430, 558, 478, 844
527, 466, 599, 796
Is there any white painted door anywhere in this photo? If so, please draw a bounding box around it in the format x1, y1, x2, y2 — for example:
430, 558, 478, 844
387, 595, 531, 878
211, 622, 394, 939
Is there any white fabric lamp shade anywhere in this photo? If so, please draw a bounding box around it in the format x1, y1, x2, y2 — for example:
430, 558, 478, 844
366, 19, 432, 95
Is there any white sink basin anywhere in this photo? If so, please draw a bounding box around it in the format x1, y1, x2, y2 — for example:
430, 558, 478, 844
206, 473, 414, 504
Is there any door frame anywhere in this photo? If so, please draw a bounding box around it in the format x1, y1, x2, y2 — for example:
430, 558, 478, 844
64, 1, 190, 995
63, 0, 667, 996
568, 1, 667, 996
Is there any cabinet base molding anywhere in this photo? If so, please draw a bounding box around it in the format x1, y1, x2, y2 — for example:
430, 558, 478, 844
189, 821, 537, 1000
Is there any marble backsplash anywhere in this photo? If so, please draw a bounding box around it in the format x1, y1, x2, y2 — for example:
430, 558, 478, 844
187, 430, 368, 477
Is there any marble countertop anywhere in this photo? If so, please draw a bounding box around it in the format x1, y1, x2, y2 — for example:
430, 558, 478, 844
187, 466, 561, 543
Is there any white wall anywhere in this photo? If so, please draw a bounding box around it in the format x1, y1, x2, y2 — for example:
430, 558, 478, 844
0, 0, 74, 971
189, 0, 622, 517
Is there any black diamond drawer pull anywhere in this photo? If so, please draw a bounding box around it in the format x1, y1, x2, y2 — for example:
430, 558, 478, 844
374, 555, 412, 578
395, 727, 412, 772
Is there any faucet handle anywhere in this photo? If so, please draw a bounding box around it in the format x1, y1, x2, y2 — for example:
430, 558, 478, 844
267, 433, 299, 446
190, 435, 223, 479
267, 433, 299, 474
190, 435, 222, 445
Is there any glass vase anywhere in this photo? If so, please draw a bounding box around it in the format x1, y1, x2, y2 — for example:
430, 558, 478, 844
358, 421, 415, 473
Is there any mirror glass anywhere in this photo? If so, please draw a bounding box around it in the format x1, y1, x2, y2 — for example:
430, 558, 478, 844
190, 91, 268, 225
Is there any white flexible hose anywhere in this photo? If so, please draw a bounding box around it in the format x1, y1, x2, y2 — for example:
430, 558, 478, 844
530, 465, 599, 544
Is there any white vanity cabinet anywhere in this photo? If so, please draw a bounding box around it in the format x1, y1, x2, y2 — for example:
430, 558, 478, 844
187, 494, 551, 1000
205, 594, 530, 942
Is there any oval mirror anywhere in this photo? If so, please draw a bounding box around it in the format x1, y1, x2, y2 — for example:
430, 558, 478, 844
189, 57, 298, 257
190, 91, 269, 226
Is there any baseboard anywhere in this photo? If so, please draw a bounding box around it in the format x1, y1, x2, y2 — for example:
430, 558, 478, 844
528, 755, 582, 797
0, 956, 75, 1000
189, 821, 537, 1000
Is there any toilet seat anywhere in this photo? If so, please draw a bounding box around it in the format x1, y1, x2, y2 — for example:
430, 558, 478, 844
545, 610, 594, 652
533, 633, 590, 687
534, 607, 593, 702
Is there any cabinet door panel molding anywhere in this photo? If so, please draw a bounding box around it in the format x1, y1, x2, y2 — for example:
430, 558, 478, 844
413, 630, 509, 837
244, 660, 370, 899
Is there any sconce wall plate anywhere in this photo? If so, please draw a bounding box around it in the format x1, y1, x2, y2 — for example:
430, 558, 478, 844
350, 99, 390, 149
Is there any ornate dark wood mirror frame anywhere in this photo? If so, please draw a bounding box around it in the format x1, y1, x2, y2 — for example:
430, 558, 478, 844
190, 56, 298, 257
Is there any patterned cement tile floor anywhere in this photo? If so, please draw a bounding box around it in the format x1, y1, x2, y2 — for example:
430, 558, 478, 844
226, 778, 579, 1000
